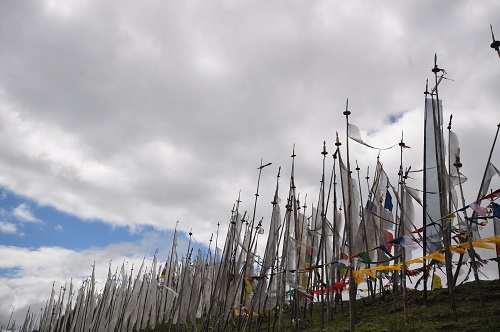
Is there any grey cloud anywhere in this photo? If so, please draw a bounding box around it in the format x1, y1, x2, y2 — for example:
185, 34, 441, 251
0, 0, 499, 246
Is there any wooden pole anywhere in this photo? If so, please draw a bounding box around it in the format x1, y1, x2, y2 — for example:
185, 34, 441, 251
343, 99, 356, 331
454, 156, 483, 307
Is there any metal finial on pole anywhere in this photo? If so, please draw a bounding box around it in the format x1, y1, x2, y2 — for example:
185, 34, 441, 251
490, 24, 500, 57
432, 53, 442, 73
343, 99, 351, 116
322, 140, 328, 156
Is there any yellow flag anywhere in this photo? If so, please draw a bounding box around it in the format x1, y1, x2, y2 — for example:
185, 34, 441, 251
357, 268, 377, 279
449, 245, 467, 254
431, 273, 442, 290
480, 235, 500, 244
405, 258, 425, 265
439, 212, 456, 220
470, 240, 494, 250
243, 277, 253, 293
370, 264, 402, 271
352, 270, 365, 284
424, 251, 445, 262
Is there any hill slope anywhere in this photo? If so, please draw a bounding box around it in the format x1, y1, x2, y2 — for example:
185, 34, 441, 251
150, 279, 500, 331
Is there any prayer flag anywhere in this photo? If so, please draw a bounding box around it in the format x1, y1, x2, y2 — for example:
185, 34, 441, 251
470, 202, 488, 217
385, 231, 394, 252
412, 227, 424, 234
384, 191, 393, 212
392, 235, 420, 251
352, 270, 365, 284
379, 244, 393, 258
160, 264, 167, 279
359, 251, 372, 264
492, 202, 500, 218
406, 258, 425, 265
479, 188, 500, 201
492, 202, 500, 255
243, 277, 253, 293
431, 273, 442, 290
424, 251, 445, 262
339, 253, 351, 266
305, 246, 313, 267
439, 212, 456, 220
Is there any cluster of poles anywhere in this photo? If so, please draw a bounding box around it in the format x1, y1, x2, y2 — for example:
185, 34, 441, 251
7, 41, 500, 332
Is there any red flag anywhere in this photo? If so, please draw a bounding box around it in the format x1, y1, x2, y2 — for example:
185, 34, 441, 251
480, 188, 500, 201
385, 231, 394, 252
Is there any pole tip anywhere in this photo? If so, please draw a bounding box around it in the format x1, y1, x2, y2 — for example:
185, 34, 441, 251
343, 98, 351, 116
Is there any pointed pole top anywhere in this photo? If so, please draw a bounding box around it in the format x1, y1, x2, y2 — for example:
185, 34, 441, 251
447, 114, 453, 130
343, 98, 351, 116
321, 141, 328, 155
424, 79, 429, 95
335, 131, 341, 146
490, 24, 500, 56
432, 53, 442, 73
398, 131, 406, 148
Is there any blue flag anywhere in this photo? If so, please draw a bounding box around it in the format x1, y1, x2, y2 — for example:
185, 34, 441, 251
493, 202, 500, 218
384, 191, 393, 212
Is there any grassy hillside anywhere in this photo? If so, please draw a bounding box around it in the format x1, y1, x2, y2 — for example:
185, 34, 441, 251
150, 279, 500, 331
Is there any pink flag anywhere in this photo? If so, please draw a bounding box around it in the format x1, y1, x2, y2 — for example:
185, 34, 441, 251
470, 202, 488, 217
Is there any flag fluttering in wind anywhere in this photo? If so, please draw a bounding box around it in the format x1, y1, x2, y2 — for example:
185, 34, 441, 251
391, 235, 420, 251
348, 123, 398, 150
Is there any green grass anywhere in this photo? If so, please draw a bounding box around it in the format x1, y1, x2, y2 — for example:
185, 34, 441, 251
148, 279, 500, 331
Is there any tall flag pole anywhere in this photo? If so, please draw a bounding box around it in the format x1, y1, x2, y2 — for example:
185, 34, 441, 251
431, 56, 457, 318
343, 99, 357, 332
237, 159, 271, 331
278, 148, 297, 332
398, 133, 410, 323
254, 166, 282, 332
331, 147, 341, 308
354, 160, 372, 297
423, 54, 448, 301
422, 79, 430, 305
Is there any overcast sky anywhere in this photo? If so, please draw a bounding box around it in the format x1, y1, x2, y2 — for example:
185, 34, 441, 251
1, 0, 499, 325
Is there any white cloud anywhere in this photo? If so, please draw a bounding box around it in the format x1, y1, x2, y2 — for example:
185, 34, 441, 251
12, 204, 42, 224
54, 224, 63, 231
0, 221, 17, 234
0, 230, 190, 325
